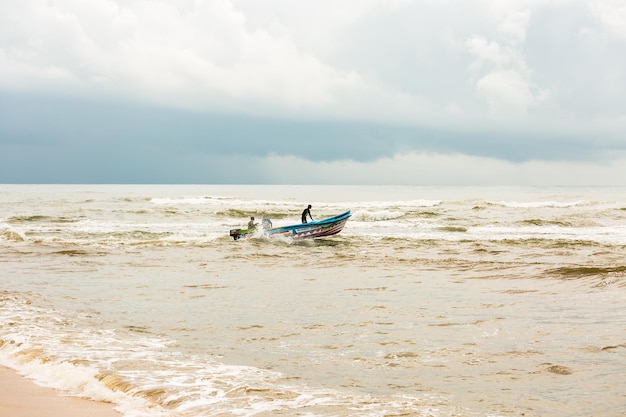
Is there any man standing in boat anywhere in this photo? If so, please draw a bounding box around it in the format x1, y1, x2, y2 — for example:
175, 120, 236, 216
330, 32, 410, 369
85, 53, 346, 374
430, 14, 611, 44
301, 204, 313, 223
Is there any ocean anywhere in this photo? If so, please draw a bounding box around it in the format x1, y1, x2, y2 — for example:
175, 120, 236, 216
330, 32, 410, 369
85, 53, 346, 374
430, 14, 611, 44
1, 184, 625, 417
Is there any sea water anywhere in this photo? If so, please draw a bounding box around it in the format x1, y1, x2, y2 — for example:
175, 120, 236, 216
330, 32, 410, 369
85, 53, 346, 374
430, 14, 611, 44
0, 184, 625, 417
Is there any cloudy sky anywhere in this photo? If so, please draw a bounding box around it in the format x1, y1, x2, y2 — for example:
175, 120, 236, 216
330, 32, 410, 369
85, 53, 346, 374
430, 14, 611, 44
1, 0, 625, 185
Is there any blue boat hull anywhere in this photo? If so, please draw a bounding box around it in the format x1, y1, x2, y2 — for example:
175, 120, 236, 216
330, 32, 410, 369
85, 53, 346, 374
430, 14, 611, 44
230, 210, 351, 240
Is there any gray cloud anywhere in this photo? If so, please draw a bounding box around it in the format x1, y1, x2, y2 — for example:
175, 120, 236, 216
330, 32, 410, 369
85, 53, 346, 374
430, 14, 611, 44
1, 0, 625, 184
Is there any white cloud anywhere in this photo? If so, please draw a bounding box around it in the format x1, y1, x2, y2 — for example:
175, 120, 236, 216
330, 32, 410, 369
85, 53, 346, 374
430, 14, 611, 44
476, 70, 539, 114
465, 6, 552, 118
498, 9, 532, 44
0, 0, 364, 113
0, 0, 624, 138
590, 0, 626, 39
466, 35, 522, 70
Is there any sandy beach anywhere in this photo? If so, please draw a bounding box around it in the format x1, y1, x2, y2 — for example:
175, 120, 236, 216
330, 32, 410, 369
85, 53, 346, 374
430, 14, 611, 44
0, 366, 120, 417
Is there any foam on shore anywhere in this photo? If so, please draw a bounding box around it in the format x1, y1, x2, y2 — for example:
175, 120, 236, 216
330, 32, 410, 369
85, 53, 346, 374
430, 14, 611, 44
0, 366, 120, 417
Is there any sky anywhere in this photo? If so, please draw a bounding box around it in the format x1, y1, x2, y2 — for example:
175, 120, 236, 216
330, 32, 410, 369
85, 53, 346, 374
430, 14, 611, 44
1, 0, 625, 185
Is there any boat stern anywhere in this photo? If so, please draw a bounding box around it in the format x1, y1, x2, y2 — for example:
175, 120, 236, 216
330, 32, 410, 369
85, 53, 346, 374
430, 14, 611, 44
229, 229, 242, 240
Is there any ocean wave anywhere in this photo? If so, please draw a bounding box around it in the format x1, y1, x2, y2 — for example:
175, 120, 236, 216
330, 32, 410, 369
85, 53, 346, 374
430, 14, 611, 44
3, 184, 626, 249
436, 226, 468, 233
488, 200, 588, 208
1, 229, 25, 242
151, 196, 237, 205
352, 209, 406, 222
4, 221, 626, 249
7, 215, 84, 224
0, 291, 461, 417
517, 219, 574, 227
546, 265, 626, 279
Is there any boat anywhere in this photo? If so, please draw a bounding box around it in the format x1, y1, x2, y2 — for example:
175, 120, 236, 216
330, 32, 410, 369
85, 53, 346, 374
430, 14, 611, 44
229, 210, 351, 240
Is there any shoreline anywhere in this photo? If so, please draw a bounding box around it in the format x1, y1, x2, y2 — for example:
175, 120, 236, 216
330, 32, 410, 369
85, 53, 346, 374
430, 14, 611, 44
0, 366, 121, 417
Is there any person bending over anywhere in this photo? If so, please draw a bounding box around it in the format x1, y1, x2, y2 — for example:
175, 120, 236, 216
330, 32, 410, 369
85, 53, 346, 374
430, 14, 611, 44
262, 215, 272, 229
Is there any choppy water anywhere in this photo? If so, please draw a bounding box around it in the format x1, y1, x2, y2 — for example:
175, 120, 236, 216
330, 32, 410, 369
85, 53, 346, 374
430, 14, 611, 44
1, 184, 625, 417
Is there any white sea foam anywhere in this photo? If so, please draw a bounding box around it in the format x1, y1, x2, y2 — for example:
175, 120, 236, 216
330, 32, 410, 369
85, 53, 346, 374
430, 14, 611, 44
0, 291, 456, 417
489, 200, 588, 208
467, 224, 626, 244
352, 209, 406, 222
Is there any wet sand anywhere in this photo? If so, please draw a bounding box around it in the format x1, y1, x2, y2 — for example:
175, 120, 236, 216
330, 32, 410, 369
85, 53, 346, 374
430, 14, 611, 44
0, 367, 120, 417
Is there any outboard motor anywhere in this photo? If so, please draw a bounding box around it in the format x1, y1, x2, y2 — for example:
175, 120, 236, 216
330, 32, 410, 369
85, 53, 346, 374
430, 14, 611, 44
229, 229, 242, 240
